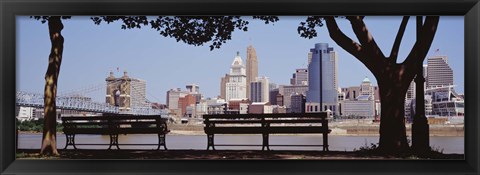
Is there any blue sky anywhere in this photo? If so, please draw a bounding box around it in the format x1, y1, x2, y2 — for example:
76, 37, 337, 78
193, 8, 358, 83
16, 16, 464, 104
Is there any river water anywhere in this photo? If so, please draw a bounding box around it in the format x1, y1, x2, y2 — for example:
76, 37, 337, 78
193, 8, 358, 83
18, 134, 464, 154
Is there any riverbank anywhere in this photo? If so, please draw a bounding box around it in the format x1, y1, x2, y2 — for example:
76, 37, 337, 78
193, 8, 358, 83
18, 123, 464, 137
16, 149, 464, 160
168, 123, 464, 136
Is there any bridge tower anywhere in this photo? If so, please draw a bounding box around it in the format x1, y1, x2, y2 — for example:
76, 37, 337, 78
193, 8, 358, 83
106, 71, 132, 111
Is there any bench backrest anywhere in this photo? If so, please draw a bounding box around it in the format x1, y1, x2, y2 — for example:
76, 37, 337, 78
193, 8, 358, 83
62, 115, 168, 134
203, 113, 329, 134
204, 113, 328, 123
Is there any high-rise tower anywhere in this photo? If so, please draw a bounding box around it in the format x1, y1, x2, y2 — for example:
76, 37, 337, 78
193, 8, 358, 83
306, 43, 338, 114
226, 52, 247, 102
427, 56, 453, 88
246, 45, 258, 100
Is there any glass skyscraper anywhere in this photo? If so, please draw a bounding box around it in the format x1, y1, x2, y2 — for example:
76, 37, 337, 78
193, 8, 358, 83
306, 43, 338, 113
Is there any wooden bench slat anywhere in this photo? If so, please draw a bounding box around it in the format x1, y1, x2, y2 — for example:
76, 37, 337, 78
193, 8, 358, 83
205, 127, 264, 134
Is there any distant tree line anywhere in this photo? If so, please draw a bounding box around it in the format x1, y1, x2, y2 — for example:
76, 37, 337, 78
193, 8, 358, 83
16, 118, 63, 132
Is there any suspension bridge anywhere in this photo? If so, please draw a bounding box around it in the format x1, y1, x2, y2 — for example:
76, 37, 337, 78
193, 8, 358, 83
16, 81, 167, 116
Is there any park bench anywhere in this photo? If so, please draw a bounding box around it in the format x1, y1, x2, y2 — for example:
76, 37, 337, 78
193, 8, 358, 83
203, 112, 330, 151
61, 115, 169, 150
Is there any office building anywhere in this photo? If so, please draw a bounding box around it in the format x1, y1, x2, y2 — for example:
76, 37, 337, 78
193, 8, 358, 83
340, 77, 376, 118
246, 45, 258, 100
226, 52, 247, 101
427, 56, 453, 88
178, 94, 197, 117
249, 102, 273, 114
291, 93, 306, 113
220, 74, 230, 100
279, 85, 308, 109
269, 88, 280, 105
290, 68, 308, 85
186, 84, 202, 103
250, 76, 270, 103
306, 43, 339, 114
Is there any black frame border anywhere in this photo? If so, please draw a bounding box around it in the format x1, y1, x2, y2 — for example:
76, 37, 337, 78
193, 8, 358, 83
1, 0, 479, 174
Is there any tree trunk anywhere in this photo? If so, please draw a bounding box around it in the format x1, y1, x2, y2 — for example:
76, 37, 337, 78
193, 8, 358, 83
377, 75, 410, 154
40, 16, 64, 156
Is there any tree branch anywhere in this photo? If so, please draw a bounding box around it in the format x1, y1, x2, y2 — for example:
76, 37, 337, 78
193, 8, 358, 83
346, 16, 386, 59
403, 16, 439, 84
324, 16, 380, 74
389, 16, 410, 63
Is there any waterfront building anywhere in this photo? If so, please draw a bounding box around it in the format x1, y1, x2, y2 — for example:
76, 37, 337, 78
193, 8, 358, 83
269, 88, 280, 105
246, 45, 259, 100
250, 76, 270, 103
17, 106, 35, 121
206, 98, 227, 115
227, 99, 250, 114
272, 105, 287, 113
276, 94, 284, 106
339, 77, 376, 118
342, 99, 375, 118
186, 84, 202, 103
290, 68, 308, 85
279, 85, 308, 111
195, 100, 208, 118
427, 56, 453, 88
225, 52, 247, 102
406, 64, 428, 100
249, 102, 273, 114
290, 93, 306, 113
306, 43, 339, 115
166, 88, 187, 110
186, 84, 199, 94
166, 88, 188, 117
426, 85, 464, 117
178, 94, 197, 117
305, 102, 321, 113
106, 71, 148, 111
220, 74, 230, 100
341, 87, 361, 101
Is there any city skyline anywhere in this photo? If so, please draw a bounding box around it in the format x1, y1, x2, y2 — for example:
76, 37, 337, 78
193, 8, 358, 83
17, 16, 464, 104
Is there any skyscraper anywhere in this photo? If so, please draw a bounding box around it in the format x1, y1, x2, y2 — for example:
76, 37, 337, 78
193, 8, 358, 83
427, 56, 453, 88
226, 52, 247, 102
246, 45, 258, 100
306, 43, 339, 114
220, 74, 230, 100
290, 68, 308, 85
250, 76, 270, 103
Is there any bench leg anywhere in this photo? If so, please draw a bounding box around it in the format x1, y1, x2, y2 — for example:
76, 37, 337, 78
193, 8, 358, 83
207, 134, 215, 150
64, 134, 76, 149
262, 134, 270, 151
109, 134, 119, 150
157, 134, 167, 150
323, 132, 329, 152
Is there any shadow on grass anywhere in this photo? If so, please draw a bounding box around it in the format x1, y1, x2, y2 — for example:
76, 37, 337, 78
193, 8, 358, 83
16, 148, 464, 160
353, 143, 464, 159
